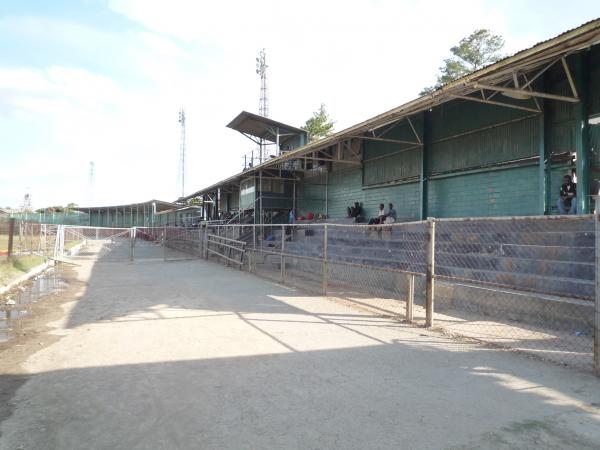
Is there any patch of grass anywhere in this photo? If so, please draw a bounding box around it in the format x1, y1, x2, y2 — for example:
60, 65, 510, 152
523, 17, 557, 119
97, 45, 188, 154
0, 255, 46, 287
64, 240, 82, 251
0, 234, 9, 253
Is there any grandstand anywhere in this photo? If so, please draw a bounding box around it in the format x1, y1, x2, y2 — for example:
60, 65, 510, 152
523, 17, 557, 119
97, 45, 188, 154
182, 20, 600, 225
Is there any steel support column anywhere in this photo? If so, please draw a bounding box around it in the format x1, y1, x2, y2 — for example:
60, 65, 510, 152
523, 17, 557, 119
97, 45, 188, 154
574, 51, 590, 214
420, 110, 431, 220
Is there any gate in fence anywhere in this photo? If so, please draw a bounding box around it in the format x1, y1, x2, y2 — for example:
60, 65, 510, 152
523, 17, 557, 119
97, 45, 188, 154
56, 226, 204, 262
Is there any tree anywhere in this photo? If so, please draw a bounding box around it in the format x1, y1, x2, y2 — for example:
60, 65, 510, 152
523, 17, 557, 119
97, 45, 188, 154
303, 103, 335, 141
420, 29, 505, 95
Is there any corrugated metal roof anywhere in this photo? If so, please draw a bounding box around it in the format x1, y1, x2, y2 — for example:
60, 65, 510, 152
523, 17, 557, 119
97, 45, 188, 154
182, 18, 600, 201
227, 111, 306, 145
75, 199, 178, 213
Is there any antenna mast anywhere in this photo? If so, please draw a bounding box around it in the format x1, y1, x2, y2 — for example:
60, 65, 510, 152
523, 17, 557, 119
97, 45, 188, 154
178, 108, 186, 198
255, 49, 268, 164
256, 48, 268, 118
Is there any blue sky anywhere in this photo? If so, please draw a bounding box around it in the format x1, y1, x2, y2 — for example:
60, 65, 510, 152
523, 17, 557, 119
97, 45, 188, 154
0, 1, 598, 209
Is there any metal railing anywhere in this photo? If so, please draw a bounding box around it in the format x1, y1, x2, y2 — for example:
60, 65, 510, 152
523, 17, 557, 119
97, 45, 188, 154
199, 216, 599, 376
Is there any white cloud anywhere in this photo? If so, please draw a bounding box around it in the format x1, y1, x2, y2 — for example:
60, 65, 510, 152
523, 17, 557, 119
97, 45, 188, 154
0, 1, 596, 208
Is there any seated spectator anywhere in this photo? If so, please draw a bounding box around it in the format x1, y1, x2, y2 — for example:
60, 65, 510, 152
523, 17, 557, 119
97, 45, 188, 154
347, 202, 362, 218
557, 175, 577, 214
386, 203, 397, 223
368, 204, 386, 225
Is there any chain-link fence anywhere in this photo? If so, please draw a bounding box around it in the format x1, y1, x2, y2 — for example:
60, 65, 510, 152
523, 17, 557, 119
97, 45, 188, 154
200, 216, 599, 376
0, 218, 58, 260
54, 226, 205, 262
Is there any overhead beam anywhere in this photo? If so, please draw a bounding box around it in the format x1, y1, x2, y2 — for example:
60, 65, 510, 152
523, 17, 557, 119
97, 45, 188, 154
474, 82, 579, 103
561, 57, 579, 99
350, 135, 423, 146
295, 156, 361, 165
451, 94, 541, 113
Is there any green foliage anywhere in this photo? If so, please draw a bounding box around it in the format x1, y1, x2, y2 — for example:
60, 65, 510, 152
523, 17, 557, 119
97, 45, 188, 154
303, 104, 335, 142
420, 29, 505, 95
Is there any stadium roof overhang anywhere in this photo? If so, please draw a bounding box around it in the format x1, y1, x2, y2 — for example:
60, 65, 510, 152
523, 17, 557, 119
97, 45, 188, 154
227, 111, 307, 146
181, 18, 600, 202
75, 200, 178, 213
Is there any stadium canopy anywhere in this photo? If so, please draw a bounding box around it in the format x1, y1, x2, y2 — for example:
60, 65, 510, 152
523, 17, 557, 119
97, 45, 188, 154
182, 18, 600, 203
227, 111, 307, 146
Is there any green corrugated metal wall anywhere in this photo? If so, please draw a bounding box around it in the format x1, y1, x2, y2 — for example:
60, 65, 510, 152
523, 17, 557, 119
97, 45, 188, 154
428, 165, 539, 217
295, 48, 599, 220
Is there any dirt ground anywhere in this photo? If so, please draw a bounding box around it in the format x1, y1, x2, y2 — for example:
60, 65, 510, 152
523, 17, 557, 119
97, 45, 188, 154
1, 258, 599, 450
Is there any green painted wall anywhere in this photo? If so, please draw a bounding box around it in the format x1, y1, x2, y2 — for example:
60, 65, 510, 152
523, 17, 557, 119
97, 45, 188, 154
428, 165, 540, 217
297, 168, 420, 219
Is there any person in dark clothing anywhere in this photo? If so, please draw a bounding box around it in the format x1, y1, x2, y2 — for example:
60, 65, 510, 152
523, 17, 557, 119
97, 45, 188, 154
557, 175, 577, 215
387, 203, 397, 222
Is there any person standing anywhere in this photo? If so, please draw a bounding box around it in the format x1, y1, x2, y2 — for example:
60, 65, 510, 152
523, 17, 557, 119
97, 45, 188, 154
557, 175, 577, 215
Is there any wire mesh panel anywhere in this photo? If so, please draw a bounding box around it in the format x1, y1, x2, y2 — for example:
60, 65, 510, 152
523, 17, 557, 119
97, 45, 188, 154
0, 220, 58, 259
164, 227, 203, 261
0, 219, 12, 259
432, 216, 596, 371
203, 216, 598, 374
63, 226, 132, 262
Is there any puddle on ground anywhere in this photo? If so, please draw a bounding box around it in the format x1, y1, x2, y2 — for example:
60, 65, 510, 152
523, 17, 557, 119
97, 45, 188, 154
0, 267, 68, 344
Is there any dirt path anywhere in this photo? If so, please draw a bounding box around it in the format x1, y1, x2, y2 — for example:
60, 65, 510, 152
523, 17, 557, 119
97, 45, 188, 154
1, 259, 599, 449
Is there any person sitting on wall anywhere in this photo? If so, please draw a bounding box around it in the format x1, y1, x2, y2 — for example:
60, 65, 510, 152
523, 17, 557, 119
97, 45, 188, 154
368, 204, 386, 225
347, 202, 363, 220
557, 175, 577, 215
386, 203, 397, 224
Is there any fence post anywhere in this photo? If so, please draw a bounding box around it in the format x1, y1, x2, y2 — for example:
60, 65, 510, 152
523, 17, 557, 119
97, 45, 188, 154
281, 224, 286, 283
425, 218, 436, 328
323, 224, 328, 295
7, 218, 15, 260
198, 226, 203, 258
130, 227, 135, 262
406, 273, 414, 323
162, 229, 166, 262
595, 213, 600, 377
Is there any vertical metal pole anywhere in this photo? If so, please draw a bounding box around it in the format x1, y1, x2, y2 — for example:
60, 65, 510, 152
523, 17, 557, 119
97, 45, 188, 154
420, 111, 430, 220
130, 227, 135, 261
204, 225, 209, 260
7, 218, 15, 260
292, 178, 296, 219
198, 226, 203, 258
259, 170, 263, 227
322, 224, 328, 295
425, 218, 436, 327
162, 228, 166, 262
595, 212, 600, 377
325, 172, 329, 218
281, 224, 286, 283
574, 51, 590, 214
407, 273, 414, 323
